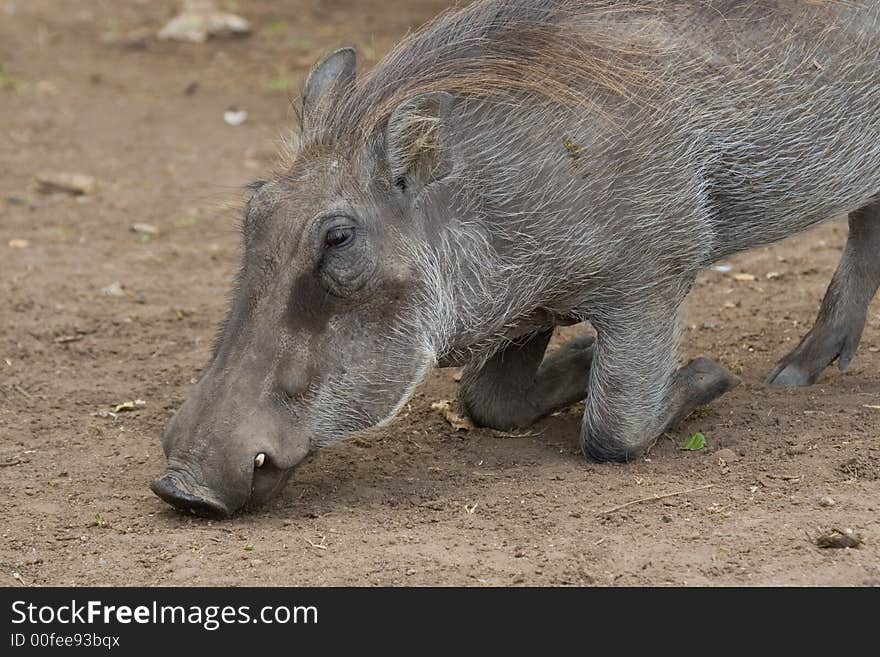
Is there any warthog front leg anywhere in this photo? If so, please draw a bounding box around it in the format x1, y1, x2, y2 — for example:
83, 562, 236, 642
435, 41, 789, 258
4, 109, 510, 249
766, 200, 880, 386
459, 329, 595, 430
581, 285, 741, 462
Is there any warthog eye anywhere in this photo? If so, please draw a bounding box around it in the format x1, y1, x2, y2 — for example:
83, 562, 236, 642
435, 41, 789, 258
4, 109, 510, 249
323, 225, 354, 250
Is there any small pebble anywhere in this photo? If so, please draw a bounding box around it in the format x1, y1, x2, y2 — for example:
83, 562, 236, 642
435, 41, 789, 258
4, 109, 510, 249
714, 448, 738, 463
819, 496, 836, 508
131, 223, 159, 237
102, 281, 125, 297
224, 108, 248, 126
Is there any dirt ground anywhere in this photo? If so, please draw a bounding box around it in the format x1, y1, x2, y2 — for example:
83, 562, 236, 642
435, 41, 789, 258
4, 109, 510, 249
1, 0, 878, 587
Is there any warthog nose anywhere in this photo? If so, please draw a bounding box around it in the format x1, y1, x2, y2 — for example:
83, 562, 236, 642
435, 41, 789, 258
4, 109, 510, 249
150, 472, 231, 518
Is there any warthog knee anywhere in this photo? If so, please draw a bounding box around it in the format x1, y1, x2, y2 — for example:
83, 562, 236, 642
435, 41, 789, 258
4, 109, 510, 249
580, 422, 643, 463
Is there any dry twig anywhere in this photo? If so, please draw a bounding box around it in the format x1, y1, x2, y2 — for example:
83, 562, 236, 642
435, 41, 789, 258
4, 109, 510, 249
599, 484, 715, 516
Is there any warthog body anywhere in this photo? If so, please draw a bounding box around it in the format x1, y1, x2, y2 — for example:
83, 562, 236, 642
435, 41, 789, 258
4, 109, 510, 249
153, 0, 880, 515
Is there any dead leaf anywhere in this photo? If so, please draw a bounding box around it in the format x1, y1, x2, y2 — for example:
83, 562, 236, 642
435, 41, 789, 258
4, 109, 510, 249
112, 399, 146, 413
158, 3, 251, 43
35, 172, 96, 195
733, 273, 756, 282
430, 400, 474, 431
816, 528, 863, 549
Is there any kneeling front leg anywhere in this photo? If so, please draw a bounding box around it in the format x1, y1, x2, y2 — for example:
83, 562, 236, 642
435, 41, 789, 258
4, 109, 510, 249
581, 289, 741, 462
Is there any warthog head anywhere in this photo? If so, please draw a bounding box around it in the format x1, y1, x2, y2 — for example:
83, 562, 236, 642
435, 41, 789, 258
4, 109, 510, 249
152, 49, 457, 515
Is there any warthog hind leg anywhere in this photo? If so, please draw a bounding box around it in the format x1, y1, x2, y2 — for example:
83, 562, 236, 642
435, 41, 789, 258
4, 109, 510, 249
767, 200, 880, 387
459, 329, 595, 430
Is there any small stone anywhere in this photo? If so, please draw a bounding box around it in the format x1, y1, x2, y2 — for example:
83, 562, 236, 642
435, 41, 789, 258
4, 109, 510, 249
102, 281, 125, 297
819, 496, 836, 508
8, 239, 29, 248
733, 273, 756, 282
714, 448, 738, 463
131, 223, 159, 237
661, 514, 673, 523
223, 108, 248, 126
36, 80, 58, 95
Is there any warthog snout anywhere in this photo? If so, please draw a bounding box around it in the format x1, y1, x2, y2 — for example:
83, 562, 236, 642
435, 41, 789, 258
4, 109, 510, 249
153, 371, 309, 516
150, 469, 231, 518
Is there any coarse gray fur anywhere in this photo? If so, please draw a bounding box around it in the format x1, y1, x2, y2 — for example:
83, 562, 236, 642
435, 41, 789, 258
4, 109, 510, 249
153, 0, 880, 516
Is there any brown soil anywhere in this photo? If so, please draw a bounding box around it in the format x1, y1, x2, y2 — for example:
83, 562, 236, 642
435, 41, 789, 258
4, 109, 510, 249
1, 0, 878, 587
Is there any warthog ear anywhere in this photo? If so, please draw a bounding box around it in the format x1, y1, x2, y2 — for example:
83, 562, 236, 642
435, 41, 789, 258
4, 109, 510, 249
302, 47, 357, 133
386, 92, 454, 192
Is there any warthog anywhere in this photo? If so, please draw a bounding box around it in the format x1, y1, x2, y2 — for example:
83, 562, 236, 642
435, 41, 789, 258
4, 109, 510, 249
152, 0, 880, 515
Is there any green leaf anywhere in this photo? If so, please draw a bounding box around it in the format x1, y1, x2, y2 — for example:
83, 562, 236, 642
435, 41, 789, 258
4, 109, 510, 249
0, 66, 24, 92
266, 19, 286, 36
682, 432, 706, 451
265, 75, 295, 92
